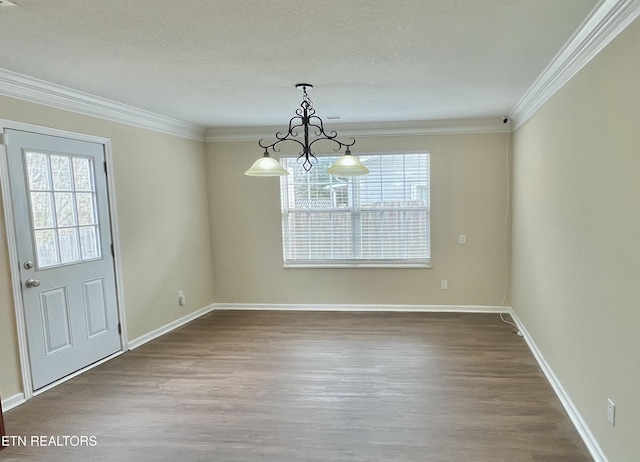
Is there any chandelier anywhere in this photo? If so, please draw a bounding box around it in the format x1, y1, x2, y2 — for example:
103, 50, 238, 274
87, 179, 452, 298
244, 84, 370, 177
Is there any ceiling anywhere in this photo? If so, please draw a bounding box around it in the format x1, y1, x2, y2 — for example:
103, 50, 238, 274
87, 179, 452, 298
0, 0, 599, 130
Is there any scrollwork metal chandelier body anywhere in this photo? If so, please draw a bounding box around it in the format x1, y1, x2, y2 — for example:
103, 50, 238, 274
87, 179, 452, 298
245, 84, 369, 177
258, 83, 356, 172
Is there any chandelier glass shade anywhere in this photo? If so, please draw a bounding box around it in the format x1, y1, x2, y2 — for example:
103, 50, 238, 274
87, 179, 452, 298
244, 84, 369, 177
244, 149, 290, 176
326, 148, 370, 176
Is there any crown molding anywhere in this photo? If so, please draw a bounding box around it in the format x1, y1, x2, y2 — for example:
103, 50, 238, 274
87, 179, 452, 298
510, 0, 640, 129
0, 68, 206, 141
205, 117, 510, 143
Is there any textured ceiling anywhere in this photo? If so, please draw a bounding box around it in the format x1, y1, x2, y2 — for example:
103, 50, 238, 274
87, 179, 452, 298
0, 0, 598, 128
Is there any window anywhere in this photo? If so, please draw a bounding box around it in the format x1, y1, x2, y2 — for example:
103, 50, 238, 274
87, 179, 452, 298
280, 152, 430, 267
25, 151, 101, 269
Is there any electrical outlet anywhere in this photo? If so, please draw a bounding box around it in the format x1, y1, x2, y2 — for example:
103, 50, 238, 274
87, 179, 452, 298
459, 234, 466, 244
440, 280, 448, 290
178, 290, 186, 306
607, 399, 615, 426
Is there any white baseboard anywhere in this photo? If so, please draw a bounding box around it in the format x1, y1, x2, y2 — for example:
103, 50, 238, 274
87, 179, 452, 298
508, 309, 607, 462
128, 304, 216, 350
1, 392, 26, 412
213, 303, 511, 313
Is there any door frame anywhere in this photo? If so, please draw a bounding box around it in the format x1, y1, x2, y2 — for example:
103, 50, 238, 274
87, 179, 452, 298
0, 120, 128, 400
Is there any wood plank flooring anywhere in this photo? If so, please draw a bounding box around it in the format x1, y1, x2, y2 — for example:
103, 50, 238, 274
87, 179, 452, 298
1, 311, 592, 461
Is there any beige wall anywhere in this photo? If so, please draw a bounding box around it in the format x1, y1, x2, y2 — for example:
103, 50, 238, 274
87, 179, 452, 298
0, 96, 215, 400
0, 192, 21, 399
207, 132, 510, 306
511, 17, 640, 462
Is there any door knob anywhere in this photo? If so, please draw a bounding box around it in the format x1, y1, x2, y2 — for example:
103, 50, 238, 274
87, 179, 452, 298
25, 279, 41, 288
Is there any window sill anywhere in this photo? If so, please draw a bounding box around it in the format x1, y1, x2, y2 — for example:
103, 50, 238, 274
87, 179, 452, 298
283, 262, 431, 269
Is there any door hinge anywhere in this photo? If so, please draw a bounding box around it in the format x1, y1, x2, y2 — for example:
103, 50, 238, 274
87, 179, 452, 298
118, 323, 122, 335
110, 244, 114, 256
104, 161, 108, 174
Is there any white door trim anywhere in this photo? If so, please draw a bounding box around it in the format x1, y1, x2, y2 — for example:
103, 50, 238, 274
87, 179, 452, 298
0, 119, 128, 400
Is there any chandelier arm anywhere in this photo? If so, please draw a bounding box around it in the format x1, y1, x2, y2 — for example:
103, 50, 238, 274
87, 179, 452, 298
259, 116, 306, 149
259, 137, 307, 153
306, 115, 333, 139
280, 116, 305, 141
306, 137, 348, 153
307, 116, 356, 147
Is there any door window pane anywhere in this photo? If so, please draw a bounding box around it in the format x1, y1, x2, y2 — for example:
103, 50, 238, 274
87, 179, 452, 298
79, 226, 100, 259
72, 157, 92, 191
34, 229, 59, 267
58, 228, 80, 263
54, 192, 76, 227
30, 192, 54, 228
51, 155, 72, 191
26, 152, 51, 190
76, 193, 97, 225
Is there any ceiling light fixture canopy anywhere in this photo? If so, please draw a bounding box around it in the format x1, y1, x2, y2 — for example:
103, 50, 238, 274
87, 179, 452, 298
244, 83, 369, 177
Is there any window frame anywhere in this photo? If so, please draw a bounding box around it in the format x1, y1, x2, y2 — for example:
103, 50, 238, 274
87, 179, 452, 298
279, 151, 431, 269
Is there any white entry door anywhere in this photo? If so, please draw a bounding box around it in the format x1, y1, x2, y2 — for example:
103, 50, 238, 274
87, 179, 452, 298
5, 129, 121, 390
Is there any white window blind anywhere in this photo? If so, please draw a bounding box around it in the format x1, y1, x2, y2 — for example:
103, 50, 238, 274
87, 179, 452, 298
280, 152, 430, 267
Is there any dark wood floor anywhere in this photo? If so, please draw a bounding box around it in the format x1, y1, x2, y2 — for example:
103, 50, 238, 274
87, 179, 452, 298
1, 311, 592, 461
